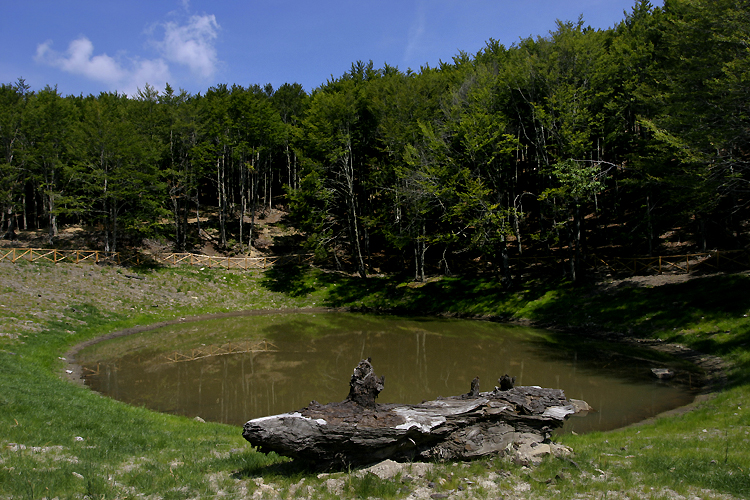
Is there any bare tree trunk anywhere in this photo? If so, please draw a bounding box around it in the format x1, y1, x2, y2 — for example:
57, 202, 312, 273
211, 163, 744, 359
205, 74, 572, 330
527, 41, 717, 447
46, 164, 58, 243
111, 203, 118, 253
239, 159, 246, 251
172, 195, 182, 251
218, 154, 227, 249
22, 194, 27, 230
182, 197, 188, 250
342, 143, 366, 278
249, 152, 259, 249
267, 158, 273, 211
646, 195, 654, 257
440, 246, 452, 276
414, 221, 428, 282
195, 188, 201, 234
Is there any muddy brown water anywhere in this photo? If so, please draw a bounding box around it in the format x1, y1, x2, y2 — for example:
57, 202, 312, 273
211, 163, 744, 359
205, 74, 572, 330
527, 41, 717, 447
74, 312, 698, 433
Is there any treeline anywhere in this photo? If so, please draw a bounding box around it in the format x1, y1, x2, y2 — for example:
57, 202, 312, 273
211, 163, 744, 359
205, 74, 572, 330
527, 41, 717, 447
1, 0, 748, 281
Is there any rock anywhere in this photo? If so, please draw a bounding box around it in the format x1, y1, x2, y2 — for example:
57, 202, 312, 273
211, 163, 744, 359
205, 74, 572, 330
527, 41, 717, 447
651, 368, 675, 380
517, 442, 551, 465
358, 459, 403, 480
242, 359, 587, 467
569, 399, 593, 415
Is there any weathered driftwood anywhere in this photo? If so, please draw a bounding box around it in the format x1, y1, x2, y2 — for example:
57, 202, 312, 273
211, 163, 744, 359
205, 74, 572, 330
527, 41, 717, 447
242, 358, 587, 466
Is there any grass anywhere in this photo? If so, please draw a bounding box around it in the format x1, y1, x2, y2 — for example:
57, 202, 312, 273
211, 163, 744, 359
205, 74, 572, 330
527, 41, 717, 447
1, 260, 749, 498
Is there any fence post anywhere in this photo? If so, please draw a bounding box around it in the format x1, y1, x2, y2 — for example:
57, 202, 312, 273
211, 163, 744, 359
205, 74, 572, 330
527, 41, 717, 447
659, 256, 662, 275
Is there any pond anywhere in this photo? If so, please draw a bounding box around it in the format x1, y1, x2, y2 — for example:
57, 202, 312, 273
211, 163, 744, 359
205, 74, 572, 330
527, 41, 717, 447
75, 312, 699, 433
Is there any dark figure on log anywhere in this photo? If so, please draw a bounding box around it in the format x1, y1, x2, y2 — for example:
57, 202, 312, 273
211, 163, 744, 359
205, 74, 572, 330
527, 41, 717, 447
346, 357, 385, 408
467, 376, 480, 397
498, 374, 516, 391
242, 358, 587, 467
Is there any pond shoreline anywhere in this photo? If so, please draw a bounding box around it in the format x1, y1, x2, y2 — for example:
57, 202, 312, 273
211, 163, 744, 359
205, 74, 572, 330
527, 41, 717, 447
65, 304, 727, 427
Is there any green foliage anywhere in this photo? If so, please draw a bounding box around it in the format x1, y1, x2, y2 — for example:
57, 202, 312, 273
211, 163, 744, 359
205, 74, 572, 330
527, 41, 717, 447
540, 159, 604, 205
2, 0, 749, 278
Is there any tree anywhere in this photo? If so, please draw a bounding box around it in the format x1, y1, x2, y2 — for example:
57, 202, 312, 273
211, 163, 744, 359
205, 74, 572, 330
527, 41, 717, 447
23, 86, 78, 242
70, 92, 163, 252
0, 79, 31, 238
271, 82, 308, 191
299, 64, 382, 277
228, 84, 284, 250
643, 0, 750, 249
539, 159, 609, 281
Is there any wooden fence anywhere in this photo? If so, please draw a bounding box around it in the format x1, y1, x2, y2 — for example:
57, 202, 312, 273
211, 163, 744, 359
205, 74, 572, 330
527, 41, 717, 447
0, 247, 313, 270
589, 250, 750, 276
0, 248, 141, 266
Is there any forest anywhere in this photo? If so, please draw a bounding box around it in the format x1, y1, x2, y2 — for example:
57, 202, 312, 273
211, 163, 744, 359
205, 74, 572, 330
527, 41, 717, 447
1, 0, 748, 282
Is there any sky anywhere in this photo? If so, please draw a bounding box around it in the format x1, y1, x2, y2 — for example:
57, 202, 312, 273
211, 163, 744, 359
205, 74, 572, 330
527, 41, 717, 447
1, 0, 663, 98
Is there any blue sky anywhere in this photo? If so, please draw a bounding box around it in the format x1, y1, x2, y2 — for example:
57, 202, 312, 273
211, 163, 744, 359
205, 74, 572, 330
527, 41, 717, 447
1, 0, 663, 97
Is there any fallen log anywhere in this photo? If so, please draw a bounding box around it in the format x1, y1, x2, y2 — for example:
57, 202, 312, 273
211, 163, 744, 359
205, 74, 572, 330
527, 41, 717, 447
242, 358, 587, 467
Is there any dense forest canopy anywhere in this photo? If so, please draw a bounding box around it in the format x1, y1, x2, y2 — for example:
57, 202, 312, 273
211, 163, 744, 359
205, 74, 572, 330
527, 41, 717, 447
1, 0, 748, 281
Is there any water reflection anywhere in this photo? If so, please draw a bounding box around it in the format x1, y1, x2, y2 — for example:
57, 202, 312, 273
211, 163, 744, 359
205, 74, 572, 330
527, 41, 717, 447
76, 313, 697, 433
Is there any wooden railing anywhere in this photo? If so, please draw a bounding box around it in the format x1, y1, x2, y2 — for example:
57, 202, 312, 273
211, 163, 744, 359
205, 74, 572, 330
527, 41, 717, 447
588, 250, 750, 275
0, 248, 141, 266
0, 247, 313, 270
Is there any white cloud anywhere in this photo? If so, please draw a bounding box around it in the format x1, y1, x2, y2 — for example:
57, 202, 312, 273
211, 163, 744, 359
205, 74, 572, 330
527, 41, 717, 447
34, 37, 171, 96
35, 37, 125, 85
33, 8, 220, 96
156, 14, 220, 79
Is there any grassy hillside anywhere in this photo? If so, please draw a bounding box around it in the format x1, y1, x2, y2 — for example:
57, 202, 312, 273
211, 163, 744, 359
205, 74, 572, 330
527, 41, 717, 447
1, 260, 749, 499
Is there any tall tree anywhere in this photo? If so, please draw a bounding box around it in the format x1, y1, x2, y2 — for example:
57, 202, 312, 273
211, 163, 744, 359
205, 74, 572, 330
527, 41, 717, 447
71, 92, 163, 252
23, 86, 77, 242
0, 79, 31, 238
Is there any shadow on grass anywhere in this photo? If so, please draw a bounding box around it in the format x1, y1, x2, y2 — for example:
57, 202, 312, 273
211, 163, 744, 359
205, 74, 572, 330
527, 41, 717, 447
320, 274, 521, 314
214, 450, 321, 480
261, 262, 322, 297
527, 273, 749, 331
529, 273, 750, 383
